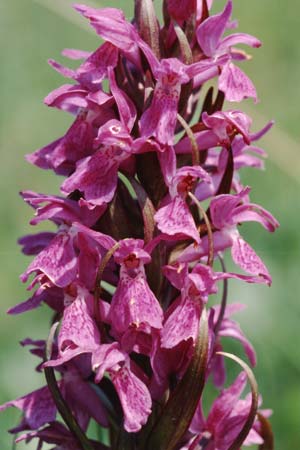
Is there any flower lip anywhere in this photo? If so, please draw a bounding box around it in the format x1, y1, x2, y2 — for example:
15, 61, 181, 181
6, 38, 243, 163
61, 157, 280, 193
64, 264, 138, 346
114, 239, 151, 265
110, 124, 122, 134
177, 175, 196, 196
124, 253, 140, 269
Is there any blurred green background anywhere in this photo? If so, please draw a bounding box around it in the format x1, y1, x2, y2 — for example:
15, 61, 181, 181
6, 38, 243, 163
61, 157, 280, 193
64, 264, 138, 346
0, 0, 299, 448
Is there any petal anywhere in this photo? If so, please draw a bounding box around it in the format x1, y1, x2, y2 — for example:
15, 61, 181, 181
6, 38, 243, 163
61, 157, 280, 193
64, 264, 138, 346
219, 63, 257, 103
140, 58, 190, 145
94, 119, 132, 149
172, 165, 211, 194
61, 152, 118, 207
18, 232, 56, 255
109, 270, 163, 335
207, 371, 247, 431
73, 222, 116, 250
59, 290, 100, 349
175, 130, 220, 154
20, 231, 77, 288
44, 84, 88, 114
48, 58, 76, 79
139, 78, 181, 145
250, 120, 274, 141
155, 197, 200, 243
161, 297, 201, 348
111, 365, 152, 432
196, 0, 232, 57
92, 343, 125, 382
62, 48, 91, 60
7, 286, 63, 315
15, 423, 76, 447
26, 138, 63, 172
114, 238, 151, 265
46, 289, 100, 367
202, 110, 252, 145
231, 203, 279, 232
108, 67, 137, 131
51, 114, 94, 172
188, 264, 218, 298
0, 386, 57, 430
64, 370, 108, 427
76, 232, 101, 290
243, 428, 264, 445
22, 191, 99, 228
210, 345, 226, 388
219, 319, 257, 366
186, 56, 228, 80
195, 173, 222, 201
218, 32, 261, 52
218, 270, 270, 286
158, 145, 177, 187
189, 400, 206, 434
26, 115, 94, 176
76, 42, 118, 90
177, 230, 233, 263
231, 237, 271, 285
74, 5, 141, 67
7, 294, 44, 315
232, 146, 266, 171
210, 190, 249, 229
121, 327, 153, 355
162, 262, 188, 290
216, 412, 249, 446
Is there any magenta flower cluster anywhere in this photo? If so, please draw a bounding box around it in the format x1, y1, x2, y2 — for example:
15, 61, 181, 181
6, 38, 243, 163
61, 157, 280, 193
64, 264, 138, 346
2, 1, 278, 449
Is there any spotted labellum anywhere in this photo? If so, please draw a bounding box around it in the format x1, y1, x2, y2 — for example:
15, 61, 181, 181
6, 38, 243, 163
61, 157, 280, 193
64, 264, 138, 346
2, 1, 278, 449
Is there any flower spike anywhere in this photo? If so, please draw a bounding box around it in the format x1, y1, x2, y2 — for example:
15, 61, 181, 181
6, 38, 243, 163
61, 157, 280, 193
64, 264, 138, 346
2, 2, 277, 449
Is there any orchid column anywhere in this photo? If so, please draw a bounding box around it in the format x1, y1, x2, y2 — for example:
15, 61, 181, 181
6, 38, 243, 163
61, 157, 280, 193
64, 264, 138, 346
1, 1, 278, 449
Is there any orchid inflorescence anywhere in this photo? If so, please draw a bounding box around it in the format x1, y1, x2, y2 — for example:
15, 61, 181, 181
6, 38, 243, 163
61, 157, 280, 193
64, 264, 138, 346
1, 1, 279, 449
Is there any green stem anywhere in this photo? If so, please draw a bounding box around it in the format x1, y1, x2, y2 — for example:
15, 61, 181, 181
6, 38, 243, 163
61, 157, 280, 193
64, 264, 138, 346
214, 255, 228, 335
94, 243, 120, 325
129, 176, 156, 244
44, 323, 95, 450
188, 192, 214, 267
177, 113, 200, 166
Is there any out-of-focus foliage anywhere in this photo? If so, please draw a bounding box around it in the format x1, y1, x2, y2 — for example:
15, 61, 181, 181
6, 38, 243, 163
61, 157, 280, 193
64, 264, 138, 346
0, 0, 299, 448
